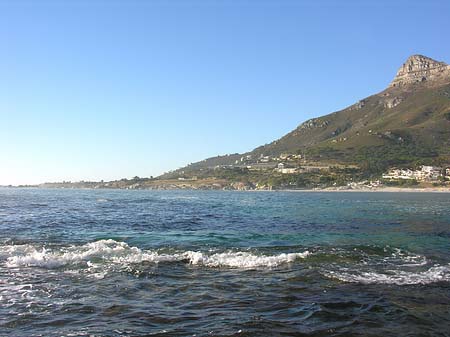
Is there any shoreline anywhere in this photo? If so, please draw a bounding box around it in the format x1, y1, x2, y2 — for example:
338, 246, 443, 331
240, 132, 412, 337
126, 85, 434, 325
2, 186, 450, 193
272, 187, 450, 193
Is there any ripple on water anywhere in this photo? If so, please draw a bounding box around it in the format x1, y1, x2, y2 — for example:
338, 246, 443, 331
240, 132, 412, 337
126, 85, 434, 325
1, 189, 450, 336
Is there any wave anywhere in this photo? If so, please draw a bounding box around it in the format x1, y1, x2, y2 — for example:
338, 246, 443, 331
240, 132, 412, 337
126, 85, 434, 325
325, 264, 450, 285
320, 246, 449, 285
182, 250, 310, 268
3, 240, 449, 285
1, 239, 310, 270
387, 248, 428, 267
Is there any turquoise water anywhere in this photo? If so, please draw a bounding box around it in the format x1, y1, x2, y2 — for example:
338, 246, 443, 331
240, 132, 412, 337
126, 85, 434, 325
0, 189, 449, 336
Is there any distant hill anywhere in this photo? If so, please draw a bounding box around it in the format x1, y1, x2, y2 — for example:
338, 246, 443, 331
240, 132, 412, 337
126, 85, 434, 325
165, 55, 450, 178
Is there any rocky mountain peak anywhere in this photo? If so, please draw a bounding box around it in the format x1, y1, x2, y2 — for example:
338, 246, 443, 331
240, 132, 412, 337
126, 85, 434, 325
390, 54, 450, 88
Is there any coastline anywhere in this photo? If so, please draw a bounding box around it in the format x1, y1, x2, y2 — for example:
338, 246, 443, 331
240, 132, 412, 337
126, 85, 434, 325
2, 185, 450, 193
274, 186, 450, 193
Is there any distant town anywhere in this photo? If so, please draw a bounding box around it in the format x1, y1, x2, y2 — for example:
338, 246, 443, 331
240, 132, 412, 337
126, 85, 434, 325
5, 152, 449, 191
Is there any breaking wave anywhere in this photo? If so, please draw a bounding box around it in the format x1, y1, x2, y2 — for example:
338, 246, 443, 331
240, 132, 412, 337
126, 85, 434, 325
1, 239, 310, 270
322, 247, 449, 285
3, 240, 449, 285
325, 264, 450, 285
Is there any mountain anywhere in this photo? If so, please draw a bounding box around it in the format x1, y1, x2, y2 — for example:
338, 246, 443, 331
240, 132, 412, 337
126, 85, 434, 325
164, 55, 450, 179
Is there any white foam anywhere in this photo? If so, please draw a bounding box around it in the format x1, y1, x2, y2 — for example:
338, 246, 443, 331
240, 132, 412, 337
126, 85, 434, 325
323, 247, 448, 285
326, 264, 450, 285
1, 240, 309, 270
4, 239, 134, 268
389, 248, 428, 267
181, 250, 310, 268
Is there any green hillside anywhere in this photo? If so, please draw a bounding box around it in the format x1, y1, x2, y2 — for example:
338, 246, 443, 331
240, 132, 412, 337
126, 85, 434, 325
162, 55, 450, 182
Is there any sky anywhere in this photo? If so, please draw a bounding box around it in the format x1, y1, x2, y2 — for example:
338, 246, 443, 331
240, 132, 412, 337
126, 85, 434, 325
1, 0, 449, 185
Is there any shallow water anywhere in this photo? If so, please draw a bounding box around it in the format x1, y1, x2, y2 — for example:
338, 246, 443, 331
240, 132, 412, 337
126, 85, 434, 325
0, 188, 449, 336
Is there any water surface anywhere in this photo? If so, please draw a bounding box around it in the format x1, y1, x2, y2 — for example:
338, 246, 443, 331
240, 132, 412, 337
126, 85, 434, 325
1, 189, 449, 336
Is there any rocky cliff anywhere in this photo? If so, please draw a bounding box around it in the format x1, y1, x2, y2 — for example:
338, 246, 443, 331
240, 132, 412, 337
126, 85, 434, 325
390, 54, 450, 88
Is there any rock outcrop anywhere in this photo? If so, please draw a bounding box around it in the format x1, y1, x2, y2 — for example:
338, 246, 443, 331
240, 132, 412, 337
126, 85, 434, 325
390, 54, 450, 88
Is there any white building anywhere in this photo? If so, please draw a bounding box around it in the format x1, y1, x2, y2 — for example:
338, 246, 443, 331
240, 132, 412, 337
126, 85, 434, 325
420, 166, 441, 180
280, 168, 297, 174
382, 166, 442, 181
276, 163, 297, 174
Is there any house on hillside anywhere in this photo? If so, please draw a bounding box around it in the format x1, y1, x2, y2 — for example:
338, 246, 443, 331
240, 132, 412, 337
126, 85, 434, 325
421, 166, 442, 180
280, 168, 297, 174
259, 156, 270, 163
276, 163, 297, 174
382, 168, 415, 180
382, 166, 442, 181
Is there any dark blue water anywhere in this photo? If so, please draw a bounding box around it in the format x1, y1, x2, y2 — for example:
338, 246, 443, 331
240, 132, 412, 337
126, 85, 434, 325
1, 188, 449, 336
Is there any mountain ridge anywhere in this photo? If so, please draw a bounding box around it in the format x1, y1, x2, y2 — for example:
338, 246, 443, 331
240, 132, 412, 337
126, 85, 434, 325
163, 54, 450, 178
390, 54, 450, 88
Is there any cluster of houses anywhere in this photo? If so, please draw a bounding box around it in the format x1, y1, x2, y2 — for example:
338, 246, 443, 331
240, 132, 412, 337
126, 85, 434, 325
226, 153, 307, 173
382, 166, 450, 182
226, 152, 341, 175
235, 153, 303, 165
215, 152, 450, 183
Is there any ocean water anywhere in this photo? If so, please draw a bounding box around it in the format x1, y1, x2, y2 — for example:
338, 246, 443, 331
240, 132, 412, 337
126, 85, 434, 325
0, 188, 449, 337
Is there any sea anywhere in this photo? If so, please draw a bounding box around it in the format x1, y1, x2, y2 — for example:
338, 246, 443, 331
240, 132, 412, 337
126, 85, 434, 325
0, 188, 449, 336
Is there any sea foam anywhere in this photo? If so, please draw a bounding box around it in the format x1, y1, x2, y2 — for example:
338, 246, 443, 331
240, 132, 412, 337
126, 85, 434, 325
326, 264, 450, 285
2, 239, 309, 270
322, 247, 449, 285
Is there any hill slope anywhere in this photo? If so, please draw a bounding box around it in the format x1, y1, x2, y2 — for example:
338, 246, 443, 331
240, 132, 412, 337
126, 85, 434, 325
164, 55, 450, 178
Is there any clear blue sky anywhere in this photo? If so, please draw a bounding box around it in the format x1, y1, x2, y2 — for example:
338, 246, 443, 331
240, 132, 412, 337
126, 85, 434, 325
1, 0, 449, 185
